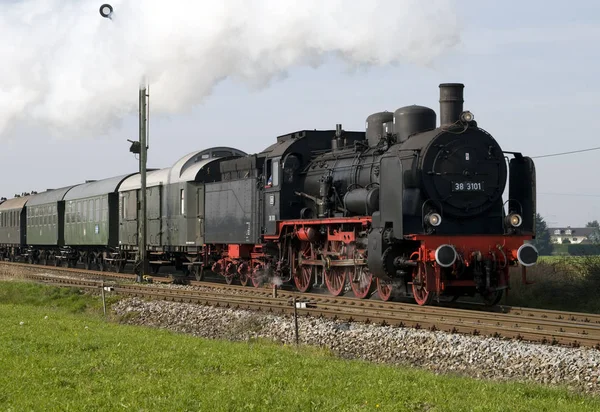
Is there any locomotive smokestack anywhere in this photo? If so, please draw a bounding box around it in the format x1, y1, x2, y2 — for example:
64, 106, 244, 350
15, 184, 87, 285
439, 83, 464, 126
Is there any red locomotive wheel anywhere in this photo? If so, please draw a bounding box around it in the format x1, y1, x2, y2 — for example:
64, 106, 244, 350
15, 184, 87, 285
325, 267, 346, 296
324, 241, 348, 296
376, 278, 393, 301
251, 276, 261, 288
412, 262, 433, 306
239, 272, 249, 286
482, 289, 503, 306
351, 266, 373, 299
294, 242, 314, 293
250, 264, 269, 288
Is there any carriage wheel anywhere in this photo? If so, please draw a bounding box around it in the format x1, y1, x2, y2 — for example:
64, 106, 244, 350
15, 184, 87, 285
189, 266, 204, 281
324, 241, 348, 296
294, 241, 314, 293
412, 262, 433, 306
376, 278, 393, 301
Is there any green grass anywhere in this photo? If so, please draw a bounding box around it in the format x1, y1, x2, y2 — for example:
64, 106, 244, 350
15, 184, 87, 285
1, 282, 600, 411
0, 281, 119, 315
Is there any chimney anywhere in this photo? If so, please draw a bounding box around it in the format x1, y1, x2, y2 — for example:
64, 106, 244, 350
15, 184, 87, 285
439, 83, 464, 126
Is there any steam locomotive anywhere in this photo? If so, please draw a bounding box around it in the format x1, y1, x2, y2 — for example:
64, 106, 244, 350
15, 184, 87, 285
0, 82, 538, 305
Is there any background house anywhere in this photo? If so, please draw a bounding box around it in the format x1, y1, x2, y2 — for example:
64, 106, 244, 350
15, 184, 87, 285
548, 227, 595, 244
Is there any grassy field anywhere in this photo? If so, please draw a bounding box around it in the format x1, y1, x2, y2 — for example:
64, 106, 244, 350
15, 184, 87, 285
1, 281, 600, 411
506, 255, 600, 313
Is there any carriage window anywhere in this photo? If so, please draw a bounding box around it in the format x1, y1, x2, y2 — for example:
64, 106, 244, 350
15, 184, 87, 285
180, 189, 185, 215
212, 150, 232, 158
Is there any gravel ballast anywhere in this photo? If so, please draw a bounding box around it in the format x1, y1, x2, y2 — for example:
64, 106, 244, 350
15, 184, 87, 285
111, 297, 600, 394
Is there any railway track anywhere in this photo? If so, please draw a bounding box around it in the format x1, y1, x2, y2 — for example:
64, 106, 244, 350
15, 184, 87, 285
2, 261, 600, 349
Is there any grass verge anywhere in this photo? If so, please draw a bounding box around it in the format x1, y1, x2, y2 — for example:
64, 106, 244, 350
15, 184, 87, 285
507, 256, 600, 313
1, 281, 600, 411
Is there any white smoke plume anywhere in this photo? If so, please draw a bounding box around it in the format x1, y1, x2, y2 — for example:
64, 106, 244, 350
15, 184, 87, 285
0, 0, 460, 139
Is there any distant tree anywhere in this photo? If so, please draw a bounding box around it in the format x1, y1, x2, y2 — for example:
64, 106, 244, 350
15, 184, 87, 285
532, 213, 553, 256
586, 220, 600, 243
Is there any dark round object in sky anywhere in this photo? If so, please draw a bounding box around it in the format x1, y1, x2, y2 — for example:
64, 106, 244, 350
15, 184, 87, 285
99, 4, 113, 18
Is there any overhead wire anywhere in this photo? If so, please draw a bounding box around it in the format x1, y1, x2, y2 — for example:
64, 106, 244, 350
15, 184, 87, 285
531, 146, 600, 159
527, 145, 600, 197
538, 193, 600, 198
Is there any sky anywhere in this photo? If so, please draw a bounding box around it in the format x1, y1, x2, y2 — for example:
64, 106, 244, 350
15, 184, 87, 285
1, 0, 599, 228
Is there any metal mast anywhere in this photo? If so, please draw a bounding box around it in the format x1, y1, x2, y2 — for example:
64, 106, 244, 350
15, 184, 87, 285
138, 86, 149, 282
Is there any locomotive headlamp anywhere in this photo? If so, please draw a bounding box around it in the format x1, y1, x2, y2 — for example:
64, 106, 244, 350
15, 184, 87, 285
460, 111, 474, 123
99, 4, 113, 19
425, 212, 442, 227
506, 213, 523, 228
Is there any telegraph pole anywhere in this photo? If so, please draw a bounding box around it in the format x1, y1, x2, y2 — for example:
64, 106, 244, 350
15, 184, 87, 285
100, 4, 149, 282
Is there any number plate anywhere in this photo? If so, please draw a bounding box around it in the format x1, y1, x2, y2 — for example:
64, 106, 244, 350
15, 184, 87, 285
452, 181, 484, 192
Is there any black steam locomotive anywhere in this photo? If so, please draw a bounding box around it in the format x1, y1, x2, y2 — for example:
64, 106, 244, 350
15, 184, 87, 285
0, 82, 538, 305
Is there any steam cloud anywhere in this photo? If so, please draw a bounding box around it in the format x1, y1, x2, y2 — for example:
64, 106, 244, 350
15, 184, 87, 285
0, 0, 460, 138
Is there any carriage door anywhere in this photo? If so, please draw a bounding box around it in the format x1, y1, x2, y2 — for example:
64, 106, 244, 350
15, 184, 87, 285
263, 157, 280, 235
120, 191, 138, 246
195, 185, 205, 245
147, 185, 162, 246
